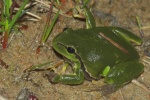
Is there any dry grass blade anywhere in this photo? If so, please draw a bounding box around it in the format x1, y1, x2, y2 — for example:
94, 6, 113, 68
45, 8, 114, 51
34, 0, 71, 17
14, 1, 41, 20
0, 95, 8, 100
14, 8, 41, 20
132, 79, 150, 92
133, 25, 150, 30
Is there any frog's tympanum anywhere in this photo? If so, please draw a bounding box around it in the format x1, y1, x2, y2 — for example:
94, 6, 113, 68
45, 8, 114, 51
49, 6, 144, 93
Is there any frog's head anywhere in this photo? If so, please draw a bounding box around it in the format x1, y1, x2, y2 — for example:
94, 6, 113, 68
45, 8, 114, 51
52, 29, 79, 62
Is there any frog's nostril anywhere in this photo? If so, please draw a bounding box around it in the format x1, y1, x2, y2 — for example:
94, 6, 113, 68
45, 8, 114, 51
67, 47, 75, 54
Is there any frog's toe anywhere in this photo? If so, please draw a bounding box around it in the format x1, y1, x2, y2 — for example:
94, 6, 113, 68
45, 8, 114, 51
100, 84, 116, 95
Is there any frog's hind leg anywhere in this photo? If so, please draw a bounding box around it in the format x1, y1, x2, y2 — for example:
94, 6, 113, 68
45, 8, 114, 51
104, 60, 144, 90
111, 27, 142, 45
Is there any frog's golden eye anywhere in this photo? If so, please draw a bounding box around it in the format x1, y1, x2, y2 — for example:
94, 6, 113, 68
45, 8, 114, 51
67, 47, 75, 54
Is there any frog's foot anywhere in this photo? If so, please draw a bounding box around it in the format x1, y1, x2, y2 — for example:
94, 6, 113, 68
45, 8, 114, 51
82, 84, 117, 95
46, 69, 84, 84
73, 5, 96, 28
46, 61, 85, 84
105, 60, 144, 90
99, 84, 116, 95
45, 71, 58, 84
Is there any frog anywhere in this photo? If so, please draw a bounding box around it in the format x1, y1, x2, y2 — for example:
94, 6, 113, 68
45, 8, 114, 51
48, 5, 144, 93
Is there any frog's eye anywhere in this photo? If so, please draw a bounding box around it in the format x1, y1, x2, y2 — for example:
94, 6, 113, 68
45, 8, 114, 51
67, 47, 75, 54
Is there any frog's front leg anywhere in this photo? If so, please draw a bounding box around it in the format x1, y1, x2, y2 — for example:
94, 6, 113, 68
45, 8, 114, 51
47, 61, 84, 84
104, 60, 144, 90
73, 5, 96, 28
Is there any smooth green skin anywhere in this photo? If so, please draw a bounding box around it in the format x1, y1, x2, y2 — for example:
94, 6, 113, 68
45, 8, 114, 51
51, 7, 144, 90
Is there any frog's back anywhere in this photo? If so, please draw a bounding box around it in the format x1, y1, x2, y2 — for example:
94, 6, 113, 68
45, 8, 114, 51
60, 27, 140, 78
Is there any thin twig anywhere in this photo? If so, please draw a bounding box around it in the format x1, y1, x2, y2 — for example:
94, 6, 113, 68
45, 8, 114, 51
14, 8, 41, 20
133, 25, 150, 30
24, 2, 37, 9
0, 95, 8, 100
35, 0, 71, 17
132, 79, 150, 92
136, 16, 144, 37
119, 89, 124, 100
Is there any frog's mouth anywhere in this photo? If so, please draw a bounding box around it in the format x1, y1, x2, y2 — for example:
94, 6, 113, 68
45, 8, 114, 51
76, 54, 98, 81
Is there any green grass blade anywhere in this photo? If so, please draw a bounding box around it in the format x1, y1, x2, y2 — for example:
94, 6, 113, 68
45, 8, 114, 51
29, 61, 52, 71
0, 29, 4, 33
5, 19, 9, 31
136, 16, 144, 37
18, 9, 29, 19
0, 4, 5, 32
42, 10, 60, 42
9, 0, 28, 29
82, 0, 90, 8
0, 22, 5, 26
1, 2, 4, 23
4, 0, 11, 18
56, 0, 61, 5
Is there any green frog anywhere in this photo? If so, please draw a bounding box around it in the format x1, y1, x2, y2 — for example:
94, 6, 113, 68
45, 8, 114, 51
49, 6, 144, 93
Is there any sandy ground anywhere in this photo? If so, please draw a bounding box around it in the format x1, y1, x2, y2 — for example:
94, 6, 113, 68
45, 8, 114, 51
0, 0, 150, 100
